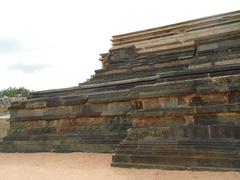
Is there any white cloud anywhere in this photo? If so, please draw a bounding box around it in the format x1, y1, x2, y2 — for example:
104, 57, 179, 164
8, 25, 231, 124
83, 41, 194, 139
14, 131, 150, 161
0, 37, 21, 54
8, 61, 53, 73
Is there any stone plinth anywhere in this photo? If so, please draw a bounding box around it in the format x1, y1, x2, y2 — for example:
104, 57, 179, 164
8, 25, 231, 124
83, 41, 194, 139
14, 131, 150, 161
1, 10, 240, 170
0, 98, 10, 140
0, 118, 9, 140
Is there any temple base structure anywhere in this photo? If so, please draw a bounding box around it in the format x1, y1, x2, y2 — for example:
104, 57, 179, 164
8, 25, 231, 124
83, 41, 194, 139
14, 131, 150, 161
1, 10, 240, 170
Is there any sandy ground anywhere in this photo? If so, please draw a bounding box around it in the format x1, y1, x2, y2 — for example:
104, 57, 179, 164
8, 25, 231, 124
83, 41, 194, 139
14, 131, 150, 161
0, 153, 239, 180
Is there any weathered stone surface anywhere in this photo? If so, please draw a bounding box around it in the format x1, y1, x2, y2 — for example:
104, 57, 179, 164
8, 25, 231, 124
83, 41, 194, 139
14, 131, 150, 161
1, 10, 240, 170
0, 98, 10, 140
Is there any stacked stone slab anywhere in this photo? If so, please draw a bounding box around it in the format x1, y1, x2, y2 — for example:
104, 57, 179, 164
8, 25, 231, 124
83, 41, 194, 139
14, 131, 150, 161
0, 10, 240, 170
111, 11, 240, 170
0, 98, 10, 139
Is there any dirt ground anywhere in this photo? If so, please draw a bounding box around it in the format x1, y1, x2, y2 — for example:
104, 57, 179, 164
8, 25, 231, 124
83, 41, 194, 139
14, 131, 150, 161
0, 152, 239, 180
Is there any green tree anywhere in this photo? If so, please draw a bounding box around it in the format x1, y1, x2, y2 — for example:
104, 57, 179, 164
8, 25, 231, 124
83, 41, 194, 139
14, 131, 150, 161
0, 87, 31, 98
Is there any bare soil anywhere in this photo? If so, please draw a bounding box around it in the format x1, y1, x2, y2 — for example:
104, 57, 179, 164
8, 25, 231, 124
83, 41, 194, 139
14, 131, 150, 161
0, 152, 239, 180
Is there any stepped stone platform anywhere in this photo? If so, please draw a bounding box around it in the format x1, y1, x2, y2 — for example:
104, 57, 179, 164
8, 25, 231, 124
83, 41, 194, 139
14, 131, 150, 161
1, 10, 240, 170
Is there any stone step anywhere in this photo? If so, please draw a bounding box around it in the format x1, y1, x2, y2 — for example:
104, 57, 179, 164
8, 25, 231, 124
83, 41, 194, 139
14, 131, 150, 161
112, 11, 240, 46
130, 103, 240, 117
114, 148, 239, 157
116, 143, 240, 152
158, 63, 240, 79
113, 20, 240, 56
3, 133, 127, 141
0, 140, 117, 153
112, 154, 240, 170
112, 139, 240, 169
90, 47, 240, 84
84, 67, 240, 101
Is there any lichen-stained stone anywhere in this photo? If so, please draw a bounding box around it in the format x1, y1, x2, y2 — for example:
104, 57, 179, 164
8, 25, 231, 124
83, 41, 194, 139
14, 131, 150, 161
0, 118, 10, 139
0, 98, 10, 140
1, 10, 240, 170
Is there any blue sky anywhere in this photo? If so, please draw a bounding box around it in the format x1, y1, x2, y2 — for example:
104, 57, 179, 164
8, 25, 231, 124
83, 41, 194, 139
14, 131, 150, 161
0, 0, 239, 91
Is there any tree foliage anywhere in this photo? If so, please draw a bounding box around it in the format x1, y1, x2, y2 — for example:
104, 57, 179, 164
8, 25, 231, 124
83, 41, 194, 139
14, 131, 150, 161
0, 87, 31, 98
